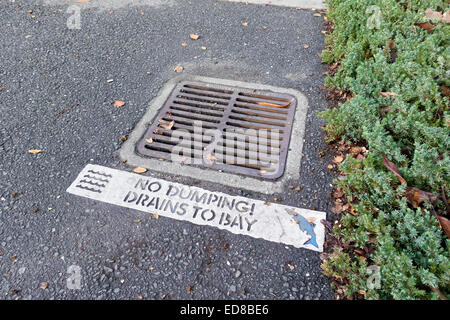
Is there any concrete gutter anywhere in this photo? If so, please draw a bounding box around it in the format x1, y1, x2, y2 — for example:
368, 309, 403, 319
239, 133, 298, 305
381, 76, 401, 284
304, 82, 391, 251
119, 75, 309, 195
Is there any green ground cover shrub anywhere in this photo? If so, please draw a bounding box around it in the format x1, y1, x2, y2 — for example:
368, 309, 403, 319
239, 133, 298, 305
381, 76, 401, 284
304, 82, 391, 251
319, 0, 449, 299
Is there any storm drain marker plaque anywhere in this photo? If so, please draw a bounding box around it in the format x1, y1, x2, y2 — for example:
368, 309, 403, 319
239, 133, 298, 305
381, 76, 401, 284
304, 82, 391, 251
67, 164, 325, 252
136, 80, 297, 180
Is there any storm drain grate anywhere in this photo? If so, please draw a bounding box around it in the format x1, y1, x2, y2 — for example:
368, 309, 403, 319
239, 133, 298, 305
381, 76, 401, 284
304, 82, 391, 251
136, 80, 297, 180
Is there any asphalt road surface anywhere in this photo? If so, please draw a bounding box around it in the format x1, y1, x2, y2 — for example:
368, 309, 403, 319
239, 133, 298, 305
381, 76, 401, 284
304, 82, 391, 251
0, 0, 335, 300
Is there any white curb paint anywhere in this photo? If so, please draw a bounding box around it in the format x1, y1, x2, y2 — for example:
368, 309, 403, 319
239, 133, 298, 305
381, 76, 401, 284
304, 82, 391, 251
220, 0, 326, 9
67, 164, 326, 252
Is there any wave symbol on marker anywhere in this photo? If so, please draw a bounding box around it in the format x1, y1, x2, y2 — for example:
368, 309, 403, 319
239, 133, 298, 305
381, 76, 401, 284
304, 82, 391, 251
75, 170, 112, 194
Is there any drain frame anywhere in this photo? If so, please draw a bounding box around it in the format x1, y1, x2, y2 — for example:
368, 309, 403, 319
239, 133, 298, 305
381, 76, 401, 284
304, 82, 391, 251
136, 80, 297, 180
119, 75, 309, 194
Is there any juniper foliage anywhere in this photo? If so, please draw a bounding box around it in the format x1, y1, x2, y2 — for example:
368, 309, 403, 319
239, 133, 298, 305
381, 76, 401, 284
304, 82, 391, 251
320, 0, 449, 299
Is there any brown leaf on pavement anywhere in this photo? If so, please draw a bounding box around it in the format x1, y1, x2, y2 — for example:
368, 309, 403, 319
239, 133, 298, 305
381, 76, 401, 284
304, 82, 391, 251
28, 149, 43, 154
133, 167, 147, 174
113, 100, 125, 107
189, 33, 199, 40
174, 65, 183, 73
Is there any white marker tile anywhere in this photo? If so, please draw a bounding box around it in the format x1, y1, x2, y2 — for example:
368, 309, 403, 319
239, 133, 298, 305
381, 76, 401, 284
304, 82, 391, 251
67, 164, 326, 252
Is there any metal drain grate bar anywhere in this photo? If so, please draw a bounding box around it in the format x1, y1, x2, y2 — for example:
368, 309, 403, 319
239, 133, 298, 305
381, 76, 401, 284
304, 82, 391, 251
137, 80, 297, 180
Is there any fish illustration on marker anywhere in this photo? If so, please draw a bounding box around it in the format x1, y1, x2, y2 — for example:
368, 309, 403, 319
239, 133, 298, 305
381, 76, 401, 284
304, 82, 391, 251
285, 209, 318, 248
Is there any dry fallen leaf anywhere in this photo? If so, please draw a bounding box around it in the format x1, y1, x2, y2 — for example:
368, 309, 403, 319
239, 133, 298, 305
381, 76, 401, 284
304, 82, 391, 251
257, 101, 290, 108
287, 263, 295, 271
331, 202, 344, 214
314, 13, 321, 17
304, 44, 310, 49
436, 215, 450, 239
145, 138, 153, 144
242, 22, 248, 26
159, 119, 175, 130
443, 11, 450, 23
28, 149, 43, 154
441, 86, 450, 97
382, 154, 407, 185
40, 283, 48, 290
133, 167, 147, 174
181, 42, 187, 47
189, 33, 199, 40
333, 156, 344, 164
120, 136, 127, 142
201, 46, 207, 50
306, 217, 316, 223
205, 153, 217, 162
415, 21, 435, 32
152, 213, 159, 220
405, 187, 439, 208
424, 8, 443, 20
113, 100, 125, 107
174, 65, 183, 73
379, 91, 396, 98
